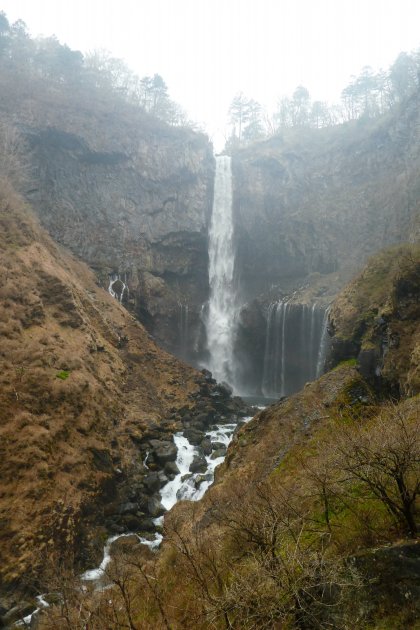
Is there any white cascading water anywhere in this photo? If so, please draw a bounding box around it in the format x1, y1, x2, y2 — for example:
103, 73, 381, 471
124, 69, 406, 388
160, 424, 239, 508
78, 418, 252, 593
262, 301, 329, 397
316, 307, 330, 377
206, 155, 237, 386
160, 434, 197, 510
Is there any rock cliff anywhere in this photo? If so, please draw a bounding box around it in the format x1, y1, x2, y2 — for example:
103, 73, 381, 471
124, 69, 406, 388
24, 119, 214, 360
232, 90, 420, 302
327, 243, 420, 397
4, 74, 420, 393
229, 91, 420, 393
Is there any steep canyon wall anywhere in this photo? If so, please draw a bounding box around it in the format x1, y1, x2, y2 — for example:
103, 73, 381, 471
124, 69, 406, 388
17, 105, 215, 359
232, 91, 420, 302
12, 89, 420, 394
229, 91, 420, 392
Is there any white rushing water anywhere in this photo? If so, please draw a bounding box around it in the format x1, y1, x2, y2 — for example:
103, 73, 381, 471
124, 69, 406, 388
16, 595, 50, 627
79, 419, 249, 589
160, 423, 240, 508
206, 155, 237, 386
160, 434, 197, 510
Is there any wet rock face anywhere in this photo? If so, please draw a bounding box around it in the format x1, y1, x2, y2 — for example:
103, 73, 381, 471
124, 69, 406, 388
25, 125, 214, 358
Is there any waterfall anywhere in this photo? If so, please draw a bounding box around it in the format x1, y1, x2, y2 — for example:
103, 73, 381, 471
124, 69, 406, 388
205, 155, 237, 385
280, 301, 289, 396
262, 301, 329, 398
262, 302, 276, 394
316, 307, 330, 377
262, 301, 288, 397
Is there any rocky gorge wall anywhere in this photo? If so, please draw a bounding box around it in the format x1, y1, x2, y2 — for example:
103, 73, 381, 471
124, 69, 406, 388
228, 91, 420, 394
231, 90, 420, 302
11, 87, 420, 396
17, 104, 215, 360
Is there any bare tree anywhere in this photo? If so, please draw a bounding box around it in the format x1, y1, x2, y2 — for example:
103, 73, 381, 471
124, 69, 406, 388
336, 402, 420, 537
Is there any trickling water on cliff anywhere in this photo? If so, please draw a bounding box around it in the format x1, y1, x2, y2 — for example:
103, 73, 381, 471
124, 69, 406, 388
262, 302, 329, 397
205, 155, 237, 386
108, 273, 128, 303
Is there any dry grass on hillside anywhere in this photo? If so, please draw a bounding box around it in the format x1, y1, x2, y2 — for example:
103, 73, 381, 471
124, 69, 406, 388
0, 183, 198, 596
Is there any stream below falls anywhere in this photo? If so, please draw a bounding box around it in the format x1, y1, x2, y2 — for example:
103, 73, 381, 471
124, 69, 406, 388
80, 418, 250, 586
18, 419, 251, 626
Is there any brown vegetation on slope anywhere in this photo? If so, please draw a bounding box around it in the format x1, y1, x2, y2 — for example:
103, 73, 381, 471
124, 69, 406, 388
0, 183, 199, 603
154, 372, 419, 629
35, 362, 419, 629
39, 246, 418, 629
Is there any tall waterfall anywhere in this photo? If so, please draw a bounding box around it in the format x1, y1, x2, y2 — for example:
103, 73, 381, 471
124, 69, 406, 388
205, 156, 237, 385
262, 301, 329, 397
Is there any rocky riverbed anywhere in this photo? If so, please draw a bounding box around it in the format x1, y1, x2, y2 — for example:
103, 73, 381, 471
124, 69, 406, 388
2, 371, 256, 628
95, 369, 256, 553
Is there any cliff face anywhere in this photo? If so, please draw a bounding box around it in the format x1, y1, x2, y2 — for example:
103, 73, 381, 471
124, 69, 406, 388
232, 91, 420, 304
228, 92, 420, 393
5, 82, 420, 390
13, 101, 215, 359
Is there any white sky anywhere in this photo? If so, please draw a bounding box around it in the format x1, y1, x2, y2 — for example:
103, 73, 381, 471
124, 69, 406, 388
1, 0, 420, 147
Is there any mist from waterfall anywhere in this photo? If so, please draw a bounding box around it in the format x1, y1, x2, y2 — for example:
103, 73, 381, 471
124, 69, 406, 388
262, 301, 330, 397
205, 155, 237, 386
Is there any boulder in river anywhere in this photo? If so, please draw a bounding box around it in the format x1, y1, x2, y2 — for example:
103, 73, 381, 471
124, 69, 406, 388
164, 461, 180, 476
201, 438, 213, 455
149, 439, 178, 464
183, 428, 205, 445
148, 496, 166, 518
190, 454, 208, 473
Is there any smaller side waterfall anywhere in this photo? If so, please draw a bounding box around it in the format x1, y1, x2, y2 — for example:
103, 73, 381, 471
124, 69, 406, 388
262, 301, 329, 397
108, 273, 128, 303
316, 307, 330, 377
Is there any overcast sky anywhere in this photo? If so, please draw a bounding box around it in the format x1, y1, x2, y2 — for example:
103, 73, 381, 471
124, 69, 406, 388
1, 0, 420, 146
